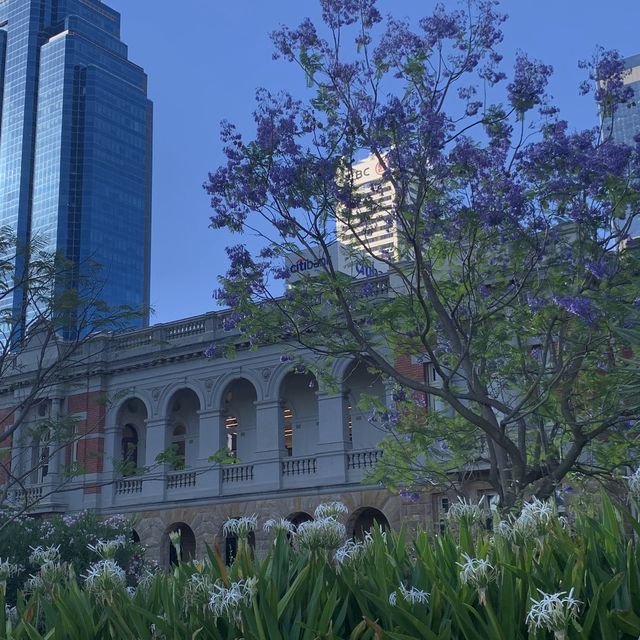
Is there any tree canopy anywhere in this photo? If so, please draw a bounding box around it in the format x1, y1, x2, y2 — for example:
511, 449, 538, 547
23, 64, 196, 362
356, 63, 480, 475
0, 228, 142, 511
205, 0, 640, 509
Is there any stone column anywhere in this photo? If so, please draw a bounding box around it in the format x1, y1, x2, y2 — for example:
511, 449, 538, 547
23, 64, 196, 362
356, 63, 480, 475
196, 409, 226, 496
142, 417, 169, 500
44, 398, 65, 497
253, 399, 283, 491
99, 424, 119, 507
316, 391, 348, 483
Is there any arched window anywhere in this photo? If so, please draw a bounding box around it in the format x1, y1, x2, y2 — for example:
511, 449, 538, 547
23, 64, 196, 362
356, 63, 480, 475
121, 424, 139, 474
279, 370, 319, 458
171, 424, 186, 470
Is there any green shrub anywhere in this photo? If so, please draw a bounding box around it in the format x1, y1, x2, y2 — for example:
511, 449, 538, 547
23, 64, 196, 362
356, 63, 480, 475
3, 495, 640, 639
0, 510, 145, 606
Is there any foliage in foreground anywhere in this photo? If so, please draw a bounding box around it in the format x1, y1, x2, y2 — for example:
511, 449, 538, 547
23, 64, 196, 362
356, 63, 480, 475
3, 496, 640, 639
0, 510, 145, 606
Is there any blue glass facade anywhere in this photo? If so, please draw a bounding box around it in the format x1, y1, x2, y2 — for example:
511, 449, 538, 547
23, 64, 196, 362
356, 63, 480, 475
607, 53, 640, 240
0, 0, 151, 329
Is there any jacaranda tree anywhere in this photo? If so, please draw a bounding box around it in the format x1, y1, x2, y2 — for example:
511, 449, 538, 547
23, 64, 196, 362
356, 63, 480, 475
204, 0, 640, 510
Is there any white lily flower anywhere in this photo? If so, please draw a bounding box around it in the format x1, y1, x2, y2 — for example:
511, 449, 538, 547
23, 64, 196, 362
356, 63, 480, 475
526, 588, 581, 639
314, 501, 349, 520
457, 553, 496, 604
29, 545, 60, 566
223, 515, 258, 539
389, 584, 429, 606
263, 517, 296, 536
293, 517, 346, 552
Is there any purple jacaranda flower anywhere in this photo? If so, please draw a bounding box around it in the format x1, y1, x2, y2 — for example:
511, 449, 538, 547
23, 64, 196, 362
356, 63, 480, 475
319, 0, 381, 30
580, 48, 635, 117
368, 409, 400, 432
399, 489, 421, 503
596, 359, 608, 371
280, 354, 293, 363
273, 266, 291, 280
507, 53, 553, 114
526, 293, 546, 311
222, 315, 240, 331
359, 283, 375, 297
203, 343, 216, 358
552, 295, 597, 324
586, 258, 614, 281
392, 388, 407, 402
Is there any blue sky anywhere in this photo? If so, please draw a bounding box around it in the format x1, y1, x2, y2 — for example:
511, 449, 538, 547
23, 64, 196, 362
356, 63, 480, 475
106, 0, 640, 325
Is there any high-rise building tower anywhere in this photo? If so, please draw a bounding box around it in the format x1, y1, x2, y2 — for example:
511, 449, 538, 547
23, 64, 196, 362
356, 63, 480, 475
0, 0, 152, 328
336, 153, 399, 260
604, 53, 640, 240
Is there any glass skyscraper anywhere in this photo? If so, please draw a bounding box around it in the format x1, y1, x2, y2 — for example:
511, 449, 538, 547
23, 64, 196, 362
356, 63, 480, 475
606, 53, 640, 240
0, 0, 152, 329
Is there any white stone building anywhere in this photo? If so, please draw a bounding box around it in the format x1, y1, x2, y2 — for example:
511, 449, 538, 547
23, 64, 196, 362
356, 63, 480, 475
1, 274, 489, 565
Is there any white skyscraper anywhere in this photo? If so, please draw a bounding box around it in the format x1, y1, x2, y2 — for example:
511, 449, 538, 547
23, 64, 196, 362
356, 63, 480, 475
336, 153, 399, 260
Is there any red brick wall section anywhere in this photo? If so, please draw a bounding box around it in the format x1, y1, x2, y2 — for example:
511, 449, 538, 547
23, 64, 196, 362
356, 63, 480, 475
76, 437, 104, 475
67, 391, 107, 435
394, 354, 424, 382
67, 390, 106, 479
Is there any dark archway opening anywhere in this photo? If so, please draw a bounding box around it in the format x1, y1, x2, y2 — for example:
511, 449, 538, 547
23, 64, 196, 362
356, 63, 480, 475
167, 522, 196, 566
350, 507, 390, 541
224, 524, 256, 565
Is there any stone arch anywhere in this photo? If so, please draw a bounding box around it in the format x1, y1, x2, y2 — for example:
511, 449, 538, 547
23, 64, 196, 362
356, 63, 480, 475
266, 361, 308, 399
111, 392, 153, 422
115, 397, 148, 476
286, 511, 313, 528
343, 360, 386, 450
159, 382, 205, 419
165, 522, 196, 566
329, 357, 360, 385
278, 369, 319, 457
211, 370, 264, 410
348, 506, 390, 540
218, 377, 258, 461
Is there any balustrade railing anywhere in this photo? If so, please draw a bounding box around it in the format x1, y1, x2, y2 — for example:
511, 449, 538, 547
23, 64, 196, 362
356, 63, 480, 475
9, 484, 44, 504
166, 470, 197, 490
347, 449, 383, 470
111, 332, 154, 352
165, 320, 206, 340
115, 477, 143, 495
222, 464, 254, 483
282, 457, 317, 477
